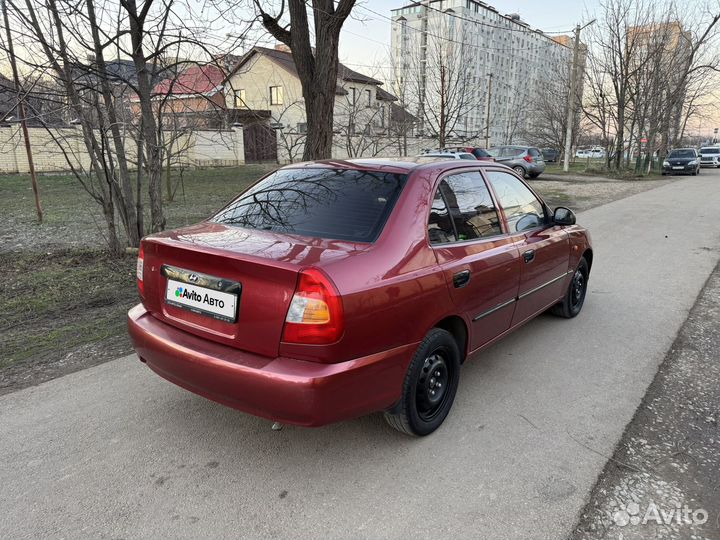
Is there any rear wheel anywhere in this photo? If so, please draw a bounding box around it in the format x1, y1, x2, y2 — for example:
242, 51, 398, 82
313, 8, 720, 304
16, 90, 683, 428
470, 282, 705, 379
529, 172, 541, 179
384, 328, 461, 436
512, 165, 527, 178
551, 257, 589, 319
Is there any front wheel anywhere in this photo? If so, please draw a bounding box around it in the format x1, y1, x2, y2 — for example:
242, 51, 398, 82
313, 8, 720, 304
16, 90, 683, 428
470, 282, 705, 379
551, 257, 589, 318
384, 328, 461, 436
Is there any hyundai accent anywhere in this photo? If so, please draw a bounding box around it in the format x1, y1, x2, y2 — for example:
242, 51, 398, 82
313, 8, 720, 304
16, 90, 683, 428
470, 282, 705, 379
128, 158, 593, 436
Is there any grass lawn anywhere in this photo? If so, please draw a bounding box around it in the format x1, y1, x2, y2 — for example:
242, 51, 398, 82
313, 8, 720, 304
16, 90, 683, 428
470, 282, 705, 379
544, 160, 664, 179
0, 164, 275, 393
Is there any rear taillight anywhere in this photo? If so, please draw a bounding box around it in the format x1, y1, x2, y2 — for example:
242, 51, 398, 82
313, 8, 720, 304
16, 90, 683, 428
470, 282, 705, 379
282, 268, 344, 345
524, 155, 534, 163
136, 243, 145, 298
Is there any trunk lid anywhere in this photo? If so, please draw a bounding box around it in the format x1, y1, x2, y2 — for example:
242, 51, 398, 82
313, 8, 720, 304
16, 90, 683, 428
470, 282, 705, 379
141, 222, 365, 358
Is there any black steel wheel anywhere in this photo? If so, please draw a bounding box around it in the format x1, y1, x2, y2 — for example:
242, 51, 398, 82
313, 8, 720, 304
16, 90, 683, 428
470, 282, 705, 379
384, 328, 461, 436
551, 257, 589, 319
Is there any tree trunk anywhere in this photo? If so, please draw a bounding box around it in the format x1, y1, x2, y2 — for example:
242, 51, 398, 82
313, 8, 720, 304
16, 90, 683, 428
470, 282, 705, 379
124, 0, 165, 233
87, 0, 140, 246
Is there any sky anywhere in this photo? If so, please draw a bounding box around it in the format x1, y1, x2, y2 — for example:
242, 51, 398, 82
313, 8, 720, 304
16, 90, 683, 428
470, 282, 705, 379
339, 0, 592, 68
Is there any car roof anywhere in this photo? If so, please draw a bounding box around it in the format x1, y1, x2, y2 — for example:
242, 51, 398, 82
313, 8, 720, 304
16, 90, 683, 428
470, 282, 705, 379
279, 157, 505, 175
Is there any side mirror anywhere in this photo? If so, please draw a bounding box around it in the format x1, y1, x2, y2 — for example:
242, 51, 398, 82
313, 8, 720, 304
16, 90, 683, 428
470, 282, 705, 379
553, 207, 576, 226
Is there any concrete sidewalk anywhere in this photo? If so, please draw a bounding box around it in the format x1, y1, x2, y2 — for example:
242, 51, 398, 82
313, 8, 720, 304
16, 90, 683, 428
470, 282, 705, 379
1, 173, 719, 540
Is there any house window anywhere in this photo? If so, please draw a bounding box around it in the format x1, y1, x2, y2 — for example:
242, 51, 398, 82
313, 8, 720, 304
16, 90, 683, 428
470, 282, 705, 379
297, 122, 307, 134
270, 86, 283, 105
366, 89, 372, 106
234, 89, 246, 108
350, 87, 358, 105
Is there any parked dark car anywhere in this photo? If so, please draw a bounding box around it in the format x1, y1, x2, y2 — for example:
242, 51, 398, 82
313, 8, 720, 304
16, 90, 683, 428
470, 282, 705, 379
662, 148, 700, 176
542, 148, 561, 162
129, 159, 593, 436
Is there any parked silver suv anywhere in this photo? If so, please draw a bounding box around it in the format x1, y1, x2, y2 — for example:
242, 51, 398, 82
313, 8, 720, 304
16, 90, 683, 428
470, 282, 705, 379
699, 146, 720, 168
487, 146, 546, 178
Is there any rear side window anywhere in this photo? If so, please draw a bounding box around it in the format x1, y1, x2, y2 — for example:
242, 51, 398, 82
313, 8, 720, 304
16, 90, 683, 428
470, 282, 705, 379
486, 170, 546, 232
431, 172, 502, 242
502, 147, 524, 157
213, 168, 407, 242
428, 187, 457, 244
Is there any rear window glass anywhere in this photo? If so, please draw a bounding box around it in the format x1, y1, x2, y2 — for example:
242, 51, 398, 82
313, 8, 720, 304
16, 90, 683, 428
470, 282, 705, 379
471, 148, 491, 158
701, 148, 720, 154
212, 168, 407, 242
668, 149, 695, 158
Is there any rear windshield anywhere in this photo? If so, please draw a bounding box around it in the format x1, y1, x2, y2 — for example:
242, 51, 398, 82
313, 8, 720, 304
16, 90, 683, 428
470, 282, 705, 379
212, 168, 408, 242
701, 148, 720, 154
668, 149, 695, 158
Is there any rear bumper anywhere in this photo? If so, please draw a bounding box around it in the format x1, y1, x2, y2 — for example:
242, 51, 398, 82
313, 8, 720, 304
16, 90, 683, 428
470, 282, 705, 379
127, 304, 415, 426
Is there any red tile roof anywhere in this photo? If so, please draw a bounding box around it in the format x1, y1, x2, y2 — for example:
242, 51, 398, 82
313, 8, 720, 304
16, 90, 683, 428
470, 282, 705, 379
152, 64, 225, 96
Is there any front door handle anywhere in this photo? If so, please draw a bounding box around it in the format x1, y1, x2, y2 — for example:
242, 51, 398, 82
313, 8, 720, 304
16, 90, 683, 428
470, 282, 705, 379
453, 270, 471, 288
523, 250, 536, 263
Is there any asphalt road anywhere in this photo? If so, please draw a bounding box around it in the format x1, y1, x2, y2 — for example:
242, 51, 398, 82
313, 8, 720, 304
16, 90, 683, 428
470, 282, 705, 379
2, 171, 720, 540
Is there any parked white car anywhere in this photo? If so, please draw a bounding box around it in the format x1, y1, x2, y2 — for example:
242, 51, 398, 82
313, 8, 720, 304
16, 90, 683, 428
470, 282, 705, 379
699, 146, 720, 168
418, 151, 477, 160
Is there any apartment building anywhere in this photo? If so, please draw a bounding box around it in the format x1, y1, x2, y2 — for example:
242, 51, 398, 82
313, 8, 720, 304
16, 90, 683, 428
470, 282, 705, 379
390, 0, 574, 146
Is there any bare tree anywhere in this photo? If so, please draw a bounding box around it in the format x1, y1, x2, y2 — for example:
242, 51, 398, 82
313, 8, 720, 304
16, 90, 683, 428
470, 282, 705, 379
253, 0, 357, 160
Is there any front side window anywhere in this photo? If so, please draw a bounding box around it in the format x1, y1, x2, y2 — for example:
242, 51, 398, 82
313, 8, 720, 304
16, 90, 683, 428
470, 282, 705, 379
269, 85, 283, 105
486, 170, 545, 233
437, 172, 502, 241
213, 168, 407, 243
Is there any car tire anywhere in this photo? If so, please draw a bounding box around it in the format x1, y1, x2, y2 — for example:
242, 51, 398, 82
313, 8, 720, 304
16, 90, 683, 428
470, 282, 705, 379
551, 257, 589, 319
512, 165, 527, 178
529, 172, 541, 179
384, 328, 461, 436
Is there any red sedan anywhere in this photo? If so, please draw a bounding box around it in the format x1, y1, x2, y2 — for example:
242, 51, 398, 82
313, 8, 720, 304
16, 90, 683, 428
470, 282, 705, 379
128, 158, 592, 436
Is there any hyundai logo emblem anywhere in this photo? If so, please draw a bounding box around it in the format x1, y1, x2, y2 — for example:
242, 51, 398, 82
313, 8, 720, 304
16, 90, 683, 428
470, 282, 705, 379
188, 273, 200, 283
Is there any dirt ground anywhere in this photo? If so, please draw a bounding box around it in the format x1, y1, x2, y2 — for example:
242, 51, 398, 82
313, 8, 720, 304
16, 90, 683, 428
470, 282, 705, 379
0, 167, 681, 395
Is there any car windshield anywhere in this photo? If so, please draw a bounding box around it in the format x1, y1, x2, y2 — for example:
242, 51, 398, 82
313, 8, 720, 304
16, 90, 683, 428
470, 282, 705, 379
701, 148, 720, 154
459, 154, 476, 160
213, 168, 407, 242
668, 149, 695, 158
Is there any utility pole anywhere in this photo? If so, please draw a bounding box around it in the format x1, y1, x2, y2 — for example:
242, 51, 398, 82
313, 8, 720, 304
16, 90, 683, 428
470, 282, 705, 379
1, 0, 42, 223
484, 73, 493, 149
563, 20, 594, 173
439, 64, 446, 148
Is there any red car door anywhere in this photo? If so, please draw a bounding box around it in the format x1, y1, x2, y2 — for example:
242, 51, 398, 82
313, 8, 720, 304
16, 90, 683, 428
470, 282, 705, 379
484, 169, 570, 325
428, 171, 521, 353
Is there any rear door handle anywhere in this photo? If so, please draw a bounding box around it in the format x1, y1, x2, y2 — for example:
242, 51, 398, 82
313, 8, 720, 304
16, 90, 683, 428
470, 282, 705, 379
523, 250, 536, 263
453, 270, 471, 288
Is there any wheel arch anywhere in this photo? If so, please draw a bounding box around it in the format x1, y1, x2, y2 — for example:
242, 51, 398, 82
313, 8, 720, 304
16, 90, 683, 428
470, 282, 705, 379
434, 315, 469, 362
582, 248, 593, 273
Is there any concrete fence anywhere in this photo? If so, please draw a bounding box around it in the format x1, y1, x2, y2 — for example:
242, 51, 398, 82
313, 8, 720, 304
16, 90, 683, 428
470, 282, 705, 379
0, 126, 245, 174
